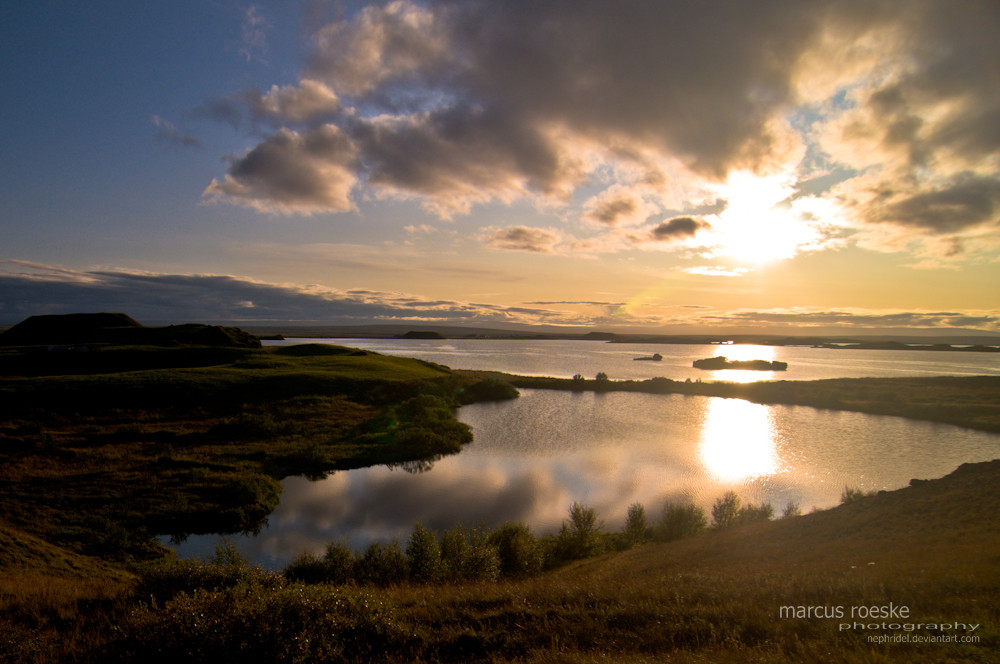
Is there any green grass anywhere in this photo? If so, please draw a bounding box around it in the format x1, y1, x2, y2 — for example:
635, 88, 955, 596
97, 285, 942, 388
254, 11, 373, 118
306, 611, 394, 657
0, 345, 502, 561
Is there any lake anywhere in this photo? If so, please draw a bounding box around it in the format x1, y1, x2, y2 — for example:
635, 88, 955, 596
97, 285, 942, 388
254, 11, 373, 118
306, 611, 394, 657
166, 340, 1000, 568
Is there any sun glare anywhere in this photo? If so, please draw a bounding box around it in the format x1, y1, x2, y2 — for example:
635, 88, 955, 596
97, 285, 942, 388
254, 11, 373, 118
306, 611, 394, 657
708, 171, 819, 264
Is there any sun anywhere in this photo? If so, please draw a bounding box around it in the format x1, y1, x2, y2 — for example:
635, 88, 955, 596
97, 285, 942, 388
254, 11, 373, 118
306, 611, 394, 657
707, 171, 821, 264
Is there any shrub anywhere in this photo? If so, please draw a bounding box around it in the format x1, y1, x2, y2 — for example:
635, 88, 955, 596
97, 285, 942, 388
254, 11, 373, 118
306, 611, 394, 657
487, 523, 543, 579
782, 501, 802, 518
354, 541, 408, 587
623, 502, 649, 546
738, 502, 774, 524
284, 551, 331, 584
406, 523, 443, 583
552, 502, 604, 562
322, 539, 356, 585
656, 502, 707, 541
439, 526, 500, 582
841, 486, 876, 504
712, 491, 741, 530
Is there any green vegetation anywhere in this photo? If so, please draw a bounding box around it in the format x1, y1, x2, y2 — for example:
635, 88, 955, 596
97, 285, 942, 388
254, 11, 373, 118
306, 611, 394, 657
0, 344, 516, 561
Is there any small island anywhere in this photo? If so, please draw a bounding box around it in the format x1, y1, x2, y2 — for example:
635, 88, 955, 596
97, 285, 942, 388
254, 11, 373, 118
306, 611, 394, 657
693, 356, 788, 371
633, 353, 663, 361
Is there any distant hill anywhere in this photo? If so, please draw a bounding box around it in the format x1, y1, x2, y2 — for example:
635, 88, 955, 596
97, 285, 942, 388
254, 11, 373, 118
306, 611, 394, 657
0, 312, 261, 349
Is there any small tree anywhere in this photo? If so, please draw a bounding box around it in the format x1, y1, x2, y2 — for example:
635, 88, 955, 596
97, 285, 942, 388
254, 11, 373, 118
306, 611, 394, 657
841, 486, 874, 504
406, 523, 443, 583
623, 502, 649, 546
355, 540, 408, 587
657, 502, 707, 541
595, 372, 609, 382
555, 502, 604, 561
781, 501, 801, 518
488, 522, 543, 578
711, 491, 741, 530
738, 502, 774, 524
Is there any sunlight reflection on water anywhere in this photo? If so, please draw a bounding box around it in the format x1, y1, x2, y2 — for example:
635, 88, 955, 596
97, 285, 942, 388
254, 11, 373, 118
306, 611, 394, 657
700, 398, 781, 482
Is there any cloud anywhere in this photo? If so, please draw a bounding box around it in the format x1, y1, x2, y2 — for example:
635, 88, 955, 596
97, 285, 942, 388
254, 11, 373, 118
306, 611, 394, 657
238, 4, 269, 64
0, 262, 569, 326
151, 115, 200, 148
196, 0, 999, 270
202, 0, 831, 215
682, 266, 752, 278
649, 217, 711, 241
484, 226, 561, 253
248, 80, 341, 124
703, 308, 1000, 332
202, 125, 359, 214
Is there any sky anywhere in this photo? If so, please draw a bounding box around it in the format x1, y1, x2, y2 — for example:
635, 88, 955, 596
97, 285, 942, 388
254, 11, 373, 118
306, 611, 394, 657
2, 0, 999, 334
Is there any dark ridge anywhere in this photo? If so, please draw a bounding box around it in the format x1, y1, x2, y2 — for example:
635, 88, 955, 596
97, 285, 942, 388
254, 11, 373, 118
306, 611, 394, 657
0, 312, 261, 349
398, 330, 445, 339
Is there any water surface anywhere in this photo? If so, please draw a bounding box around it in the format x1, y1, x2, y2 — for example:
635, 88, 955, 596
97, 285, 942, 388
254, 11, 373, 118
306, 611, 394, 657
169, 387, 1000, 569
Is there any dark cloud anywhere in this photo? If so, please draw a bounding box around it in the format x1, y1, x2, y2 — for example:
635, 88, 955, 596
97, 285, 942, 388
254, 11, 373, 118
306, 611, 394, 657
485, 226, 560, 253
650, 217, 711, 241
203, 125, 358, 214
861, 174, 1000, 233
587, 196, 638, 227
0, 264, 567, 326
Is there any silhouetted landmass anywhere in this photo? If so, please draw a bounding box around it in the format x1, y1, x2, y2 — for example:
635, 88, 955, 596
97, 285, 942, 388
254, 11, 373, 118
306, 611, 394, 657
238, 322, 1000, 350
398, 330, 445, 339
0, 312, 261, 348
693, 356, 788, 370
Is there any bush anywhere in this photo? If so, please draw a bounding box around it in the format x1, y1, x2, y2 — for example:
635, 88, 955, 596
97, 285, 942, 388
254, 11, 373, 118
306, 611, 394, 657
406, 523, 443, 583
738, 502, 774, 524
552, 502, 604, 562
656, 502, 707, 541
284, 540, 355, 585
439, 526, 500, 582
284, 551, 331, 584
623, 502, 649, 546
782, 501, 802, 518
487, 523, 543, 579
841, 486, 875, 504
712, 491, 741, 530
354, 541, 408, 587
322, 540, 356, 585
711, 492, 775, 529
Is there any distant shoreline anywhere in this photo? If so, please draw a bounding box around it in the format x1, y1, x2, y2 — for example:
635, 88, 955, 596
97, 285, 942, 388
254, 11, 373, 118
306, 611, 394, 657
266, 333, 1000, 353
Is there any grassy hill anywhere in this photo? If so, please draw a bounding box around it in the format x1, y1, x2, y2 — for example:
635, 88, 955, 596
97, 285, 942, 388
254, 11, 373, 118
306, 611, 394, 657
2, 460, 996, 663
